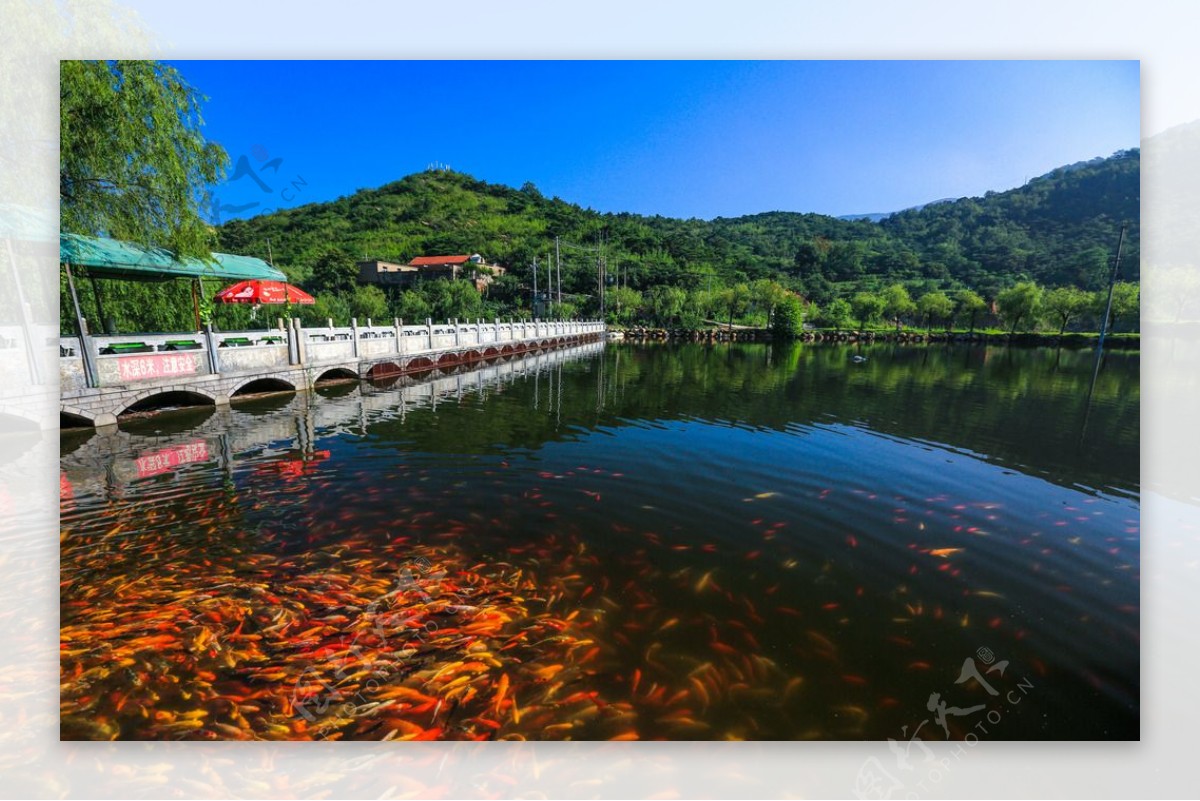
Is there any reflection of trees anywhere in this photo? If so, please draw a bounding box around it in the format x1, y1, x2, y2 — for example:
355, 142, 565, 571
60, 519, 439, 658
362, 343, 1139, 496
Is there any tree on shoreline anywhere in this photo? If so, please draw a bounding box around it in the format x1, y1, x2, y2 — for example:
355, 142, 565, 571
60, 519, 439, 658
917, 291, 954, 334
822, 298, 853, 331
61, 60, 228, 257
850, 291, 885, 330
954, 289, 988, 334
60, 60, 230, 333
1104, 282, 1140, 333
772, 294, 805, 338
1043, 286, 1090, 335
997, 281, 1043, 334
882, 284, 916, 333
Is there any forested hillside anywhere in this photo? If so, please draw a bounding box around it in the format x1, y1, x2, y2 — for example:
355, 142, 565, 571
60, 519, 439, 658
67, 149, 1139, 335
220, 148, 1137, 298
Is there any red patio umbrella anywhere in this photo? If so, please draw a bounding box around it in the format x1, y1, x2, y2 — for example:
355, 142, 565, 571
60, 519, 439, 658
215, 280, 316, 305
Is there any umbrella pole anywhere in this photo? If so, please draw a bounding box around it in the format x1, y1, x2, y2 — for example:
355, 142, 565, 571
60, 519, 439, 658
191, 278, 202, 332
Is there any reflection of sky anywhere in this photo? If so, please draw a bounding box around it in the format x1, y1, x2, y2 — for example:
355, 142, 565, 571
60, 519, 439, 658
60, 367, 1142, 741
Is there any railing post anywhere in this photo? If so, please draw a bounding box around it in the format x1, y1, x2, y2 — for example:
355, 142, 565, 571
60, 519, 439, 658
350, 318, 359, 357
293, 318, 307, 365
394, 317, 402, 354
426, 318, 433, 350
454, 318, 460, 347
203, 323, 220, 375
286, 318, 298, 365
476, 318, 483, 345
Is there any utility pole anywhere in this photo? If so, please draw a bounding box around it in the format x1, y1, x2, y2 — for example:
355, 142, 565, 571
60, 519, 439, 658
555, 236, 562, 306
547, 253, 552, 316
599, 230, 606, 318
596, 238, 602, 316
532, 256, 538, 315
1096, 223, 1126, 352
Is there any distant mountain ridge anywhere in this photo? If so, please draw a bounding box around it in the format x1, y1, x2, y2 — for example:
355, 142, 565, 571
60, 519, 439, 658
838, 198, 957, 223
837, 154, 1122, 222
218, 148, 1139, 302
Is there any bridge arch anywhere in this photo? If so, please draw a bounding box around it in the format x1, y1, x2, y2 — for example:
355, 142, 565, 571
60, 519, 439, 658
231, 376, 297, 397
365, 361, 402, 378
437, 353, 460, 367
60, 406, 94, 428
118, 388, 217, 418
405, 356, 434, 372
315, 367, 358, 383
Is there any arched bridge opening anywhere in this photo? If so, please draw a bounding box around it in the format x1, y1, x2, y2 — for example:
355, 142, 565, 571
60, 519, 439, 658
315, 367, 359, 384
60, 410, 93, 429
120, 390, 216, 418
365, 361, 402, 380
231, 377, 297, 398
403, 357, 435, 376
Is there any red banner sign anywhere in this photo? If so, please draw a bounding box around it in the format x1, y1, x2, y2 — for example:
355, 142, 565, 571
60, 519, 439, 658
117, 352, 200, 382
135, 440, 210, 478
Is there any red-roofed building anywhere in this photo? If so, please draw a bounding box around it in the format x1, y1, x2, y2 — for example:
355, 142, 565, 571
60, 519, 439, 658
408, 255, 473, 269
358, 253, 505, 292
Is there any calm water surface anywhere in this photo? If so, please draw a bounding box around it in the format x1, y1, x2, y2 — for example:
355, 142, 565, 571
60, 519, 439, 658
60, 341, 1139, 740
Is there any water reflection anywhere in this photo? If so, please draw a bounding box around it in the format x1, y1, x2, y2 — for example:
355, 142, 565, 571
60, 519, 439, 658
60, 341, 1138, 741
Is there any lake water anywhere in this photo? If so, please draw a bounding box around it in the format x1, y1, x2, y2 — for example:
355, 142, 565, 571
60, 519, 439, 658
60, 341, 1139, 741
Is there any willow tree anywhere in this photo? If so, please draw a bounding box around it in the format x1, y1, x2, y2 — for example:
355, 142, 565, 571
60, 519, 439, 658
954, 289, 988, 334
1042, 285, 1090, 335
61, 60, 228, 255
881, 284, 916, 333
996, 281, 1043, 334
916, 290, 954, 333
850, 291, 885, 330
60, 61, 228, 332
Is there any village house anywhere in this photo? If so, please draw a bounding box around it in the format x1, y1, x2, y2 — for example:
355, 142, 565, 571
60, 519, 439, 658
357, 253, 505, 293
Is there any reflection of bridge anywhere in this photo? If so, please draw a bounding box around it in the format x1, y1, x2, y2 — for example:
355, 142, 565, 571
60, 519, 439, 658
60, 318, 604, 427
61, 340, 606, 493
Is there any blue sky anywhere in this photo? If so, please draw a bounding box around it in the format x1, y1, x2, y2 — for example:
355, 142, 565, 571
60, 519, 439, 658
171, 60, 1140, 223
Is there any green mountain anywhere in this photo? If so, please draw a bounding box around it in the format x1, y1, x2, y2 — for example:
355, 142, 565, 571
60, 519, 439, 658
217, 149, 1139, 309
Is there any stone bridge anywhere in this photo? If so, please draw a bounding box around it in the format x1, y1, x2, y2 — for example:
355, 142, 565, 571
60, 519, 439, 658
61, 340, 606, 496
60, 317, 605, 427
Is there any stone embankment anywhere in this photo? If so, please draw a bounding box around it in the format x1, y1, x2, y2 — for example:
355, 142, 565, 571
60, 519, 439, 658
620, 328, 772, 342
614, 328, 1139, 348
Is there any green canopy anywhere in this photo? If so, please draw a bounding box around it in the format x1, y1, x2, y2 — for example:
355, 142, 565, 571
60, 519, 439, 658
60, 232, 286, 282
